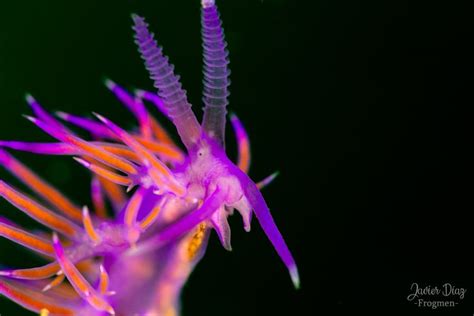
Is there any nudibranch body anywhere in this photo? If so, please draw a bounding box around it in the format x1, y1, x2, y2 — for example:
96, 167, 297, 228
0, 1, 298, 315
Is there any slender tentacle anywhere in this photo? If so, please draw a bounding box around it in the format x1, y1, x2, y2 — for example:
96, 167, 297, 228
42, 273, 66, 292
123, 187, 146, 228
0, 262, 61, 280
82, 206, 101, 244
139, 196, 166, 231
91, 177, 108, 218
256, 171, 279, 190
74, 158, 132, 187
0, 221, 55, 257
56, 112, 114, 139
0, 180, 82, 239
97, 176, 127, 213
52, 233, 115, 315
0, 278, 77, 315
95, 114, 186, 197
155, 186, 225, 244
0, 141, 75, 155
135, 89, 169, 119
25, 94, 66, 132
235, 169, 300, 289
0, 149, 82, 222
26, 116, 137, 175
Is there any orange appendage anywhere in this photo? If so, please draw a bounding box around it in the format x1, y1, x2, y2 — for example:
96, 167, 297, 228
95, 142, 141, 163
0, 279, 75, 315
150, 116, 176, 146
0, 181, 81, 238
124, 189, 145, 227
102, 117, 174, 179
4, 153, 82, 222
91, 177, 108, 218
66, 134, 136, 175
0, 262, 60, 280
82, 206, 101, 243
53, 234, 115, 315
0, 222, 55, 257
134, 136, 184, 163
75, 157, 131, 186
238, 137, 250, 173
98, 176, 127, 211
42, 273, 65, 292
99, 265, 111, 295
140, 202, 163, 231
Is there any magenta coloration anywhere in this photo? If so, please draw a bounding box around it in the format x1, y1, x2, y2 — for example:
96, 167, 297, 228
0, 1, 298, 315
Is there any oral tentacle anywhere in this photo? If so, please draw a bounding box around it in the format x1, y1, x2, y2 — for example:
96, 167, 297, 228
235, 168, 300, 289
209, 206, 232, 251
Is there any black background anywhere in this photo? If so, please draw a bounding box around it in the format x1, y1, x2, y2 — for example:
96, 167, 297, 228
0, 0, 472, 315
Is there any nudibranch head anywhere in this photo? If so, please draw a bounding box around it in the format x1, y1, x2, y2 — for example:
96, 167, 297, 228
0, 1, 298, 315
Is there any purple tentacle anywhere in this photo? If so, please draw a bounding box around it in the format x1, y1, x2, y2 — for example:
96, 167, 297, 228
235, 169, 300, 289
0, 141, 76, 155
132, 14, 201, 150
25, 94, 65, 132
135, 89, 169, 119
201, 2, 231, 146
104, 79, 152, 139
56, 112, 114, 139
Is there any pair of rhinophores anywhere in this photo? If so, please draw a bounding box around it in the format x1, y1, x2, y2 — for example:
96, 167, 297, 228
0, 0, 299, 315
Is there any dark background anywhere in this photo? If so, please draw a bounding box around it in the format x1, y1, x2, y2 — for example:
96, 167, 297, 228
0, 0, 472, 315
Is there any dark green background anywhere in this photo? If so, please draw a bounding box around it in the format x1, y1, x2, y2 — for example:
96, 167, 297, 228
0, 0, 472, 315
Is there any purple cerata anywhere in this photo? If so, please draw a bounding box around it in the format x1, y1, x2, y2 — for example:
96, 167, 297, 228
0, 1, 299, 315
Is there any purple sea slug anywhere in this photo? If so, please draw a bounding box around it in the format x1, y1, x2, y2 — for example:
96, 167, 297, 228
0, 1, 298, 315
